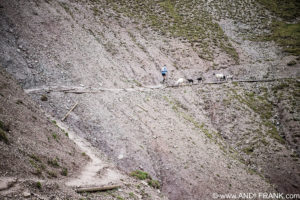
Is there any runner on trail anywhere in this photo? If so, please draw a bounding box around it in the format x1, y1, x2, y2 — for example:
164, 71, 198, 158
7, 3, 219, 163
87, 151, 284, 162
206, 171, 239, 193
161, 65, 168, 83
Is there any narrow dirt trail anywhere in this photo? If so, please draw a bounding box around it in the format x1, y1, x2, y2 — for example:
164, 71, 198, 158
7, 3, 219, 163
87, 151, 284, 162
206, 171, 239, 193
24, 77, 298, 94
24, 84, 164, 94
53, 119, 124, 188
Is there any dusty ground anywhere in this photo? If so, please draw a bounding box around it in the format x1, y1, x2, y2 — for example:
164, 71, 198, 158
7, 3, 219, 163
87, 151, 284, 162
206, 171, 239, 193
0, 0, 299, 199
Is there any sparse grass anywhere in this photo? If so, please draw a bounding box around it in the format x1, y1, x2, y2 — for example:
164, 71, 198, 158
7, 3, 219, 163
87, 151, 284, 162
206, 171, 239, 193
243, 146, 255, 155
104, 41, 119, 55
130, 170, 150, 180
30, 154, 41, 162
48, 158, 60, 167
257, 21, 300, 56
52, 133, 58, 141
104, 0, 239, 63
260, 138, 269, 146
130, 170, 161, 189
129, 192, 135, 197
59, 2, 74, 19
257, 0, 300, 21
231, 88, 273, 120
47, 170, 57, 178
61, 168, 68, 176
133, 80, 142, 87
147, 179, 160, 189
272, 82, 289, 92
230, 87, 286, 143
263, 121, 285, 144
29, 157, 46, 176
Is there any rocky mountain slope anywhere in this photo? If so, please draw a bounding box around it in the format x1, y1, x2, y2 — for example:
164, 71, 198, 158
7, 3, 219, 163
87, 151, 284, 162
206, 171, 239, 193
0, 69, 167, 199
0, 0, 299, 199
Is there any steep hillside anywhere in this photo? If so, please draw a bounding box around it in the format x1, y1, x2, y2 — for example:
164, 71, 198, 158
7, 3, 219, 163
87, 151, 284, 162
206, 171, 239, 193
0, 0, 299, 199
0, 68, 88, 198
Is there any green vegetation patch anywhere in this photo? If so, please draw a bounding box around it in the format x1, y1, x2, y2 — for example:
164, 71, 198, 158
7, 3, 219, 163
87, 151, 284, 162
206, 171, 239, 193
231, 89, 273, 120
257, 0, 300, 21
130, 170, 160, 189
230, 88, 285, 144
101, 0, 239, 63
272, 82, 289, 92
47, 158, 60, 167
0, 129, 8, 144
243, 146, 255, 155
147, 179, 160, 189
130, 170, 150, 180
61, 168, 68, 176
47, 170, 57, 178
36, 181, 42, 189
266, 21, 300, 56
0, 120, 9, 144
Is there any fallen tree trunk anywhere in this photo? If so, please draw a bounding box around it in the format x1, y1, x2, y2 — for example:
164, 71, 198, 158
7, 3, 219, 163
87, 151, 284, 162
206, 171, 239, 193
76, 184, 121, 193
61, 102, 78, 121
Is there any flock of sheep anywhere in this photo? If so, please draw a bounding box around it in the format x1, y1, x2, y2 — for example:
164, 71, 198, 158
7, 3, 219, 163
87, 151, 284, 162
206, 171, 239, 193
174, 73, 233, 86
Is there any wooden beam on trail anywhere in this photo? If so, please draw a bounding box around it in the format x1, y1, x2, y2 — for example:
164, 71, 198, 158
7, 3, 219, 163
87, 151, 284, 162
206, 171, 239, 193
76, 184, 121, 193
63, 90, 100, 94
203, 81, 227, 85
61, 102, 78, 121
165, 83, 196, 88
233, 79, 276, 83
137, 104, 148, 112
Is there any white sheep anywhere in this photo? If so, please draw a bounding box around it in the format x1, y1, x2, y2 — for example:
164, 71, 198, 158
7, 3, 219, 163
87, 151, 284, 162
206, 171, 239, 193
226, 75, 233, 81
213, 73, 226, 81
175, 78, 185, 86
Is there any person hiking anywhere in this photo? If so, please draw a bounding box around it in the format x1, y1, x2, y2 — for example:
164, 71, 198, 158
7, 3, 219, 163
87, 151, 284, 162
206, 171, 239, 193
161, 65, 168, 83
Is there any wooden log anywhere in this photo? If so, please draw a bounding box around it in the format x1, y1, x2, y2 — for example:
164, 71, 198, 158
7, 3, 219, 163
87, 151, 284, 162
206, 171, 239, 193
76, 184, 121, 193
137, 105, 148, 112
61, 102, 78, 121
235, 79, 275, 83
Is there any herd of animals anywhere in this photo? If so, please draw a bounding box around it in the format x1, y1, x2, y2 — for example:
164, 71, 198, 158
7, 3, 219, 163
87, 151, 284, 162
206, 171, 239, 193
174, 73, 233, 86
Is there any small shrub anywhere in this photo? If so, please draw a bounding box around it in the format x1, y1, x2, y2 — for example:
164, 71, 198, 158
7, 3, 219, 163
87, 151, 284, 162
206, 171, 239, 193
0, 128, 9, 144
147, 179, 160, 189
243, 146, 254, 155
40, 95, 48, 101
61, 168, 68, 176
51, 120, 57, 125
133, 80, 142, 87
47, 171, 57, 178
16, 99, 23, 104
36, 181, 42, 189
287, 60, 297, 66
82, 152, 86, 156
30, 154, 41, 162
48, 158, 59, 167
129, 192, 135, 197
130, 170, 150, 180
52, 133, 58, 141
33, 168, 42, 176
0, 121, 9, 132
